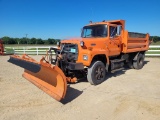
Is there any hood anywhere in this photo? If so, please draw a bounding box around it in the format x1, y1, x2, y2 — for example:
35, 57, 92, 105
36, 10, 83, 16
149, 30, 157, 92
61, 37, 106, 49
61, 38, 83, 44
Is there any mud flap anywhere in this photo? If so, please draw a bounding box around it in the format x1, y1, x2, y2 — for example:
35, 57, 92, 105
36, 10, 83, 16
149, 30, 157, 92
8, 55, 67, 101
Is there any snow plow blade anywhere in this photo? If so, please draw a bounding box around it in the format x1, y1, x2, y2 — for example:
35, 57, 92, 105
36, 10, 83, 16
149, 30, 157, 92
8, 54, 67, 101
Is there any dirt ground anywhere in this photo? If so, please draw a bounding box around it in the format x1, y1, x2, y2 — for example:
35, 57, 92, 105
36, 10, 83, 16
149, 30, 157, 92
0, 56, 160, 120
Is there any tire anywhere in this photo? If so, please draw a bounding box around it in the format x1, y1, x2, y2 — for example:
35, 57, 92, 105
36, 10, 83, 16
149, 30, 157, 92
87, 61, 106, 85
133, 53, 145, 69
127, 60, 134, 69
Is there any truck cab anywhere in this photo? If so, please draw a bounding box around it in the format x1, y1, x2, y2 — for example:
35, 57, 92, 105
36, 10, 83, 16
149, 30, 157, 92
81, 20, 124, 56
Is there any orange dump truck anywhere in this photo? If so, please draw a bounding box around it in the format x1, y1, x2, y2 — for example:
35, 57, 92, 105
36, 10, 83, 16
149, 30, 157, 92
8, 20, 150, 101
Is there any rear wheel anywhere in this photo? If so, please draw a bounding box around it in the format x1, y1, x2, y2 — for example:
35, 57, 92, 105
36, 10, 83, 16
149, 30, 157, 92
127, 60, 134, 69
133, 53, 145, 69
87, 61, 106, 85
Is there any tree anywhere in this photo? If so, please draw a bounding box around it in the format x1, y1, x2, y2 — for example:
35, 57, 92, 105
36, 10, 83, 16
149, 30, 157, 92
20, 37, 27, 44
29, 38, 37, 44
15, 38, 21, 44
47, 38, 54, 44
1, 36, 61, 44
36, 38, 44, 44
2, 36, 10, 44
153, 36, 160, 43
46, 38, 60, 44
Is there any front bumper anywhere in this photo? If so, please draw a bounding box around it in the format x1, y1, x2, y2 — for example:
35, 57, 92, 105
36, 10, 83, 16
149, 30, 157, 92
67, 62, 84, 70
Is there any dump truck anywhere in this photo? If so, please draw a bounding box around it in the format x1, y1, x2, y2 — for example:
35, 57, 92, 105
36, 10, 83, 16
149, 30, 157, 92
8, 20, 150, 101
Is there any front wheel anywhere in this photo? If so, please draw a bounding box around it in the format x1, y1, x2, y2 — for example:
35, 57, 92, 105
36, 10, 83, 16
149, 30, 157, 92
87, 61, 106, 85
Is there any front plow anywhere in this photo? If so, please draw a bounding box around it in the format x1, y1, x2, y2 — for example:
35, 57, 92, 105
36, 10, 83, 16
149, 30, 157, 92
8, 54, 67, 101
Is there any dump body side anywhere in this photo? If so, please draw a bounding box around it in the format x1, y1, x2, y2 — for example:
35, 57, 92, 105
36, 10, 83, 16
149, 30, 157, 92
122, 30, 149, 53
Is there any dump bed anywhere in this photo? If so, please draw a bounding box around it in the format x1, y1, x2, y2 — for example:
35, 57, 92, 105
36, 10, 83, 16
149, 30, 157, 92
122, 30, 149, 53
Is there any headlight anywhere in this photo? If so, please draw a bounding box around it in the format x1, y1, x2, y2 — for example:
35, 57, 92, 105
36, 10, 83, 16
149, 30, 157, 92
80, 41, 84, 47
83, 55, 88, 60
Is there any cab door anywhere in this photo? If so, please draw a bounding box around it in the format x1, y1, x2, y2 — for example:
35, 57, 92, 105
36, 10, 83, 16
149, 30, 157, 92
108, 25, 122, 56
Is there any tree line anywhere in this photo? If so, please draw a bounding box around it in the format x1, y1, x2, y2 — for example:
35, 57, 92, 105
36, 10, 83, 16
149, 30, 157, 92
150, 36, 160, 43
1, 36, 160, 45
1, 36, 60, 44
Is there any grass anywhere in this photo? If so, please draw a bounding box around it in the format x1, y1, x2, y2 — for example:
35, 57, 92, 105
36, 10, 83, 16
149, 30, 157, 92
149, 48, 160, 50
28, 48, 49, 50
151, 41, 160, 45
146, 51, 160, 54
4, 48, 14, 54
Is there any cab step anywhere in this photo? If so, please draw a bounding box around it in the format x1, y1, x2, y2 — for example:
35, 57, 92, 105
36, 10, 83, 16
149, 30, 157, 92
110, 59, 125, 71
111, 67, 125, 73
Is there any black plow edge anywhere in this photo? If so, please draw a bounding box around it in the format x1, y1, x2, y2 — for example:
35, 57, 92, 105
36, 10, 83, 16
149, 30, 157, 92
8, 57, 41, 73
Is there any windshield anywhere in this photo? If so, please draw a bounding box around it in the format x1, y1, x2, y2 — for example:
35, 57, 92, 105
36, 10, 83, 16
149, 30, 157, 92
81, 25, 107, 38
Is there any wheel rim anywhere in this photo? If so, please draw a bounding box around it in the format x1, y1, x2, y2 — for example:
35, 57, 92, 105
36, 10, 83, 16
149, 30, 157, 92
95, 66, 104, 80
138, 55, 144, 66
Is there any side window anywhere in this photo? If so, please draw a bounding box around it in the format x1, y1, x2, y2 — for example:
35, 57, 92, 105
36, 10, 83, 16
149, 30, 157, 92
110, 26, 117, 38
117, 25, 122, 36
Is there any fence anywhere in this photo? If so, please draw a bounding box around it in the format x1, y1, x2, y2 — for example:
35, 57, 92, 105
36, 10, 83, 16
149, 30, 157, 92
146, 45, 160, 56
4, 45, 160, 56
5, 46, 54, 55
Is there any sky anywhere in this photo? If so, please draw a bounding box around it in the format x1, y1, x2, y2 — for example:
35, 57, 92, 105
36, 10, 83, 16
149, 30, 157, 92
0, 0, 160, 39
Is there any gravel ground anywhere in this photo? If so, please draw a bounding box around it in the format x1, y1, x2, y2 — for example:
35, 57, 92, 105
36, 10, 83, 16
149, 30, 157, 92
0, 56, 160, 120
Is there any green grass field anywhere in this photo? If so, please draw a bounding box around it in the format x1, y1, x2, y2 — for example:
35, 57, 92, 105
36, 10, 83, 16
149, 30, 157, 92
151, 41, 160, 45
146, 51, 160, 54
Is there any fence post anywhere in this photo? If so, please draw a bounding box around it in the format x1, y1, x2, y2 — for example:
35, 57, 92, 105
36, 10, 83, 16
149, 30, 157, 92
37, 47, 38, 55
23, 47, 25, 54
13, 47, 15, 54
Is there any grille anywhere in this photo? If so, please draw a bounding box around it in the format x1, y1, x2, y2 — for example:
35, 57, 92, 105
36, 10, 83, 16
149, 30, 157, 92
62, 43, 78, 61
